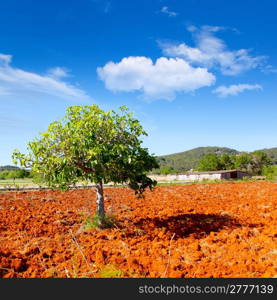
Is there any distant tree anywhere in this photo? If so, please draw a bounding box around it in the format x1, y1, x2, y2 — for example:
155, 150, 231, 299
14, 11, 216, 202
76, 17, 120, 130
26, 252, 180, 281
197, 153, 223, 171
0, 171, 9, 180
234, 153, 253, 173
220, 154, 236, 170
160, 167, 171, 175
0, 169, 30, 179
15, 169, 30, 178
250, 151, 271, 175
12, 105, 159, 227
6, 170, 17, 179
262, 165, 277, 180
235, 152, 271, 175
160, 167, 178, 175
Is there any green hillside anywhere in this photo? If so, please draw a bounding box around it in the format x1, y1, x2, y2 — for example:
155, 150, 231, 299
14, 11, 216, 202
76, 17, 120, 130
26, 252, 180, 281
154, 146, 277, 173
0, 165, 20, 171
155, 147, 240, 173
257, 148, 277, 162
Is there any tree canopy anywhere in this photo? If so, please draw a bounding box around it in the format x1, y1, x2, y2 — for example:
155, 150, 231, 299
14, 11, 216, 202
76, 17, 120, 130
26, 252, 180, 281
197, 151, 271, 175
12, 105, 159, 224
153, 147, 277, 174
196, 153, 223, 171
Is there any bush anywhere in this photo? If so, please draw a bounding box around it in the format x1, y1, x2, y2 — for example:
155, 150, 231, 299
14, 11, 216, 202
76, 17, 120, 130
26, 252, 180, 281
262, 165, 277, 180
0, 171, 9, 180
160, 167, 178, 175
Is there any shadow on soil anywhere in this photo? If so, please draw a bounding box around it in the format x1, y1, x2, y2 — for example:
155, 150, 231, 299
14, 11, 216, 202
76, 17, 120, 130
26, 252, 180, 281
133, 213, 242, 239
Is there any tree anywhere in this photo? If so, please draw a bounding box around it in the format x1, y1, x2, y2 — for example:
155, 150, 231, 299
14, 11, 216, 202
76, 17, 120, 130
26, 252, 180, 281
220, 154, 235, 170
12, 105, 159, 226
262, 165, 277, 180
250, 151, 271, 175
197, 153, 223, 171
234, 153, 252, 173
160, 167, 177, 175
235, 152, 271, 175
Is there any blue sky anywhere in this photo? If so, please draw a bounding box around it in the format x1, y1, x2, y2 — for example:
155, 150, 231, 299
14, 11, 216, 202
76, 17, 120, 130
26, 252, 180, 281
1, 0, 277, 165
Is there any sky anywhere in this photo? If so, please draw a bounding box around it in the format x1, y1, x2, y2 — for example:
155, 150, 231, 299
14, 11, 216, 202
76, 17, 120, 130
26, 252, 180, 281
0, 0, 277, 165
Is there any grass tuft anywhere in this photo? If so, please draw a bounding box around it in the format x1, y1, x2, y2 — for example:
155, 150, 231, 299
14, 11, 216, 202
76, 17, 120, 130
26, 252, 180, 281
85, 213, 119, 229
98, 264, 123, 278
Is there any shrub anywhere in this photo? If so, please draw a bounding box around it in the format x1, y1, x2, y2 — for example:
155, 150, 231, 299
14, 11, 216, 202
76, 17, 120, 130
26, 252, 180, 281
262, 165, 277, 180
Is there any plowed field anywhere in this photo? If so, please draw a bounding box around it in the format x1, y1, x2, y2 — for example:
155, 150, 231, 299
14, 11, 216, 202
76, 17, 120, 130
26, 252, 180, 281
0, 182, 276, 278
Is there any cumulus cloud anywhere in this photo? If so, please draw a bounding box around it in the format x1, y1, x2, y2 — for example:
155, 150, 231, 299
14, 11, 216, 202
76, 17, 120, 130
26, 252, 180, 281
160, 25, 266, 75
0, 54, 90, 100
212, 84, 262, 97
97, 56, 215, 100
160, 6, 177, 17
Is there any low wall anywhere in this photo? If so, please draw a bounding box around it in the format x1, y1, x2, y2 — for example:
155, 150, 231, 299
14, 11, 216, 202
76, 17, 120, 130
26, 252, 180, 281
150, 173, 222, 182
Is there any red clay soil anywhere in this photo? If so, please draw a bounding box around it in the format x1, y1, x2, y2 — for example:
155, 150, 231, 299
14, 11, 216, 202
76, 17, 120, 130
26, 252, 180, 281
0, 181, 276, 278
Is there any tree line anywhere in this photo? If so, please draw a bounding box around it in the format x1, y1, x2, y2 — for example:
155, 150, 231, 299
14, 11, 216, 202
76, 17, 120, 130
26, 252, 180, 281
0, 168, 44, 181
0, 169, 31, 180
157, 151, 277, 179
196, 151, 274, 176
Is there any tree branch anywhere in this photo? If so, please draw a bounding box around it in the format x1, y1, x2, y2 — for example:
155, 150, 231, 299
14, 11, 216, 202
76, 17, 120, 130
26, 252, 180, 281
75, 162, 94, 174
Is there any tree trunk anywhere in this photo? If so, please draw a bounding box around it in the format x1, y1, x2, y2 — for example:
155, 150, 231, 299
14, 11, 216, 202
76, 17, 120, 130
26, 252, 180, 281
96, 182, 105, 220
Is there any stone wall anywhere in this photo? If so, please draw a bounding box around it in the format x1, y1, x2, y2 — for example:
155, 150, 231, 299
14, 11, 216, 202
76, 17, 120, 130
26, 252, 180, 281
149, 173, 222, 182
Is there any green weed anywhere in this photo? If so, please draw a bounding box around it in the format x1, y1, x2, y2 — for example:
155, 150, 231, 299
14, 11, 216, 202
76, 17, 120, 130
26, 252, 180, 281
84, 213, 119, 229
98, 264, 123, 278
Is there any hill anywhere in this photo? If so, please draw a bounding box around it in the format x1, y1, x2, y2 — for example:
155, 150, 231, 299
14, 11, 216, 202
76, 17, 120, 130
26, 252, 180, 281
155, 146, 240, 173
0, 165, 20, 171
257, 148, 277, 162
154, 146, 277, 173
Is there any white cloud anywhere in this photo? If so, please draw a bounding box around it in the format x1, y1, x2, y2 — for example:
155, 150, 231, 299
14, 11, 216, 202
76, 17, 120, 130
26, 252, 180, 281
0, 54, 12, 65
261, 64, 277, 73
97, 56, 215, 100
160, 25, 266, 75
212, 84, 262, 97
0, 54, 90, 100
47, 67, 70, 79
160, 6, 177, 17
